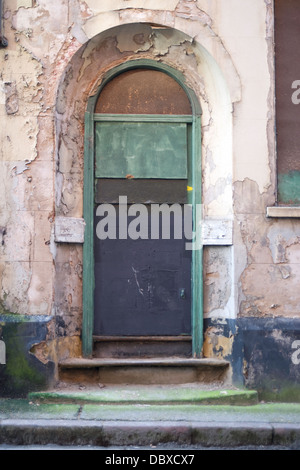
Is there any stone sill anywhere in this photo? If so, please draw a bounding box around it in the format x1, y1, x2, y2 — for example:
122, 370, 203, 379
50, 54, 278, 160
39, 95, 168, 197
266, 206, 300, 218
54, 217, 233, 245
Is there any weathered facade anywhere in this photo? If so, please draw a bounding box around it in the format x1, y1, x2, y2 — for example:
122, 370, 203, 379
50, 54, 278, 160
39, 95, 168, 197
0, 0, 299, 400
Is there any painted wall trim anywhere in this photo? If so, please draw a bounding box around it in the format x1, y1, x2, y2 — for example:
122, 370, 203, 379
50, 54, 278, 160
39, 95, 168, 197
82, 110, 95, 357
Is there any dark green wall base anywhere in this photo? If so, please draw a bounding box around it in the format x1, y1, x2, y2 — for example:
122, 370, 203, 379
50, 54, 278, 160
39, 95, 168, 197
204, 317, 300, 402
1, 313, 299, 401
0, 315, 55, 398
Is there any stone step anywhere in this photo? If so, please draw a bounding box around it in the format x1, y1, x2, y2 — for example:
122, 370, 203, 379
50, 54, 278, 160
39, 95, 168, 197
28, 385, 259, 406
58, 357, 231, 386
93, 335, 192, 358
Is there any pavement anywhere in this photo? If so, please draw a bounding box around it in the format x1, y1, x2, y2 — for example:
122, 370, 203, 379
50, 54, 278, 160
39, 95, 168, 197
0, 385, 300, 450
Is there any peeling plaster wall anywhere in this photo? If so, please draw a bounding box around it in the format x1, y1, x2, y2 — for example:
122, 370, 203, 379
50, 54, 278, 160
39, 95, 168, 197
0, 3, 53, 321
52, 16, 238, 353
1, 0, 299, 394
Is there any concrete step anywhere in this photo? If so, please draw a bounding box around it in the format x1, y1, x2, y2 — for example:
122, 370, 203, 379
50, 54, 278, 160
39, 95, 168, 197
28, 385, 259, 406
93, 335, 192, 358
57, 357, 231, 386
3, 400, 300, 448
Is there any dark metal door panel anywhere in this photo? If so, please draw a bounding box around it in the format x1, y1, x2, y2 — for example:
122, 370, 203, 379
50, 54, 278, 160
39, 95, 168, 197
93, 67, 192, 338
94, 209, 191, 336
95, 179, 188, 205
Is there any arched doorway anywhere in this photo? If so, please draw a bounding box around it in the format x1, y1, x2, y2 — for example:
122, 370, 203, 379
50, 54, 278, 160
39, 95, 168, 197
82, 60, 202, 358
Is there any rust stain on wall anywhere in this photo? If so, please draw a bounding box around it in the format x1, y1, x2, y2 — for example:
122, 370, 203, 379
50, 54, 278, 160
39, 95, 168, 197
203, 326, 234, 360
30, 336, 82, 365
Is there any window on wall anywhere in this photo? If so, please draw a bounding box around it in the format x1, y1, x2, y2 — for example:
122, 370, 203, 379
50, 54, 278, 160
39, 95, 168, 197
95, 69, 192, 115
94, 69, 192, 181
274, 0, 300, 205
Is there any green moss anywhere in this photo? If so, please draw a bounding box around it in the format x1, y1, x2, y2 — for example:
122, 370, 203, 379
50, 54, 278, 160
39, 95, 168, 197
0, 312, 32, 322
0, 399, 80, 419
259, 386, 300, 403
0, 321, 46, 396
28, 388, 258, 406
5, 338, 43, 387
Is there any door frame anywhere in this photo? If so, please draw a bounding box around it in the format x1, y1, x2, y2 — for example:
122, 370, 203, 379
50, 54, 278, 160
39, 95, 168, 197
82, 59, 203, 357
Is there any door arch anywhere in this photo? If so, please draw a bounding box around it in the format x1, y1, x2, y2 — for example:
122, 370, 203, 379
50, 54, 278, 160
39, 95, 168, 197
82, 59, 202, 357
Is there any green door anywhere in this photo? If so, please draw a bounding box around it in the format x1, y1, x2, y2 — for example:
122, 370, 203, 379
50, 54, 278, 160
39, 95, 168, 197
82, 62, 203, 356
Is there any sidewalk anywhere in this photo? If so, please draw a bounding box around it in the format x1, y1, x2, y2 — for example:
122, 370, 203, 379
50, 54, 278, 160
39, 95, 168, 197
0, 386, 300, 449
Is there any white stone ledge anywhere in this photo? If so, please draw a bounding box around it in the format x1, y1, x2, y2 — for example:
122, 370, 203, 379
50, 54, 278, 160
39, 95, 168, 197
55, 217, 86, 243
54, 217, 233, 245
266, 207, 300, 218
202, 219, 233, 246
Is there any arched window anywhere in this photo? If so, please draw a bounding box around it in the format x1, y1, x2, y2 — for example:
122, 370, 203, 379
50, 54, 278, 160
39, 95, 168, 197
95, 69, 192, 115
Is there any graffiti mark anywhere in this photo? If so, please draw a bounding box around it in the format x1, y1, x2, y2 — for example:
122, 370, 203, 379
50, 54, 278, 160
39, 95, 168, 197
132, 266, 144, 296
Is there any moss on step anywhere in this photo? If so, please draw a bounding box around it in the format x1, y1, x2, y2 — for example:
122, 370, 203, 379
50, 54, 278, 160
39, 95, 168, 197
28, 387, 258, 406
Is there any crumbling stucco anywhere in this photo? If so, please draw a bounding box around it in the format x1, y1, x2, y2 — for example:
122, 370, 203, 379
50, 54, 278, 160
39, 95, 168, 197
203, 325, 234, 364
235, 178, 300, 318
203, 246, 233, 318
30, 335, 82, 366
4, 81, 19, 114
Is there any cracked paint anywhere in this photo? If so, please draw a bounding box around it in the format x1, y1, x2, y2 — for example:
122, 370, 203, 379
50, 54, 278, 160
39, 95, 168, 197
175, 1, 212, 24
235, 177, 300, 318
30, 335, 82, 366
203, 326, 234, 361
4, 81, 19, 114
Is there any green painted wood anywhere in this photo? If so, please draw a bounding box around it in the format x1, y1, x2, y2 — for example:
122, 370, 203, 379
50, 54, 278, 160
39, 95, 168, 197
82, 111, 95, 358
95, 121, 188, 179
191, 115, 203, 358
94, 114, 193, 123
278, 171, 300, 204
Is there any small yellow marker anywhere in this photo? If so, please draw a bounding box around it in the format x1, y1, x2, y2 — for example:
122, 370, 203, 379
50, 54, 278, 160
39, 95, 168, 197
187, 186, 193, 191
